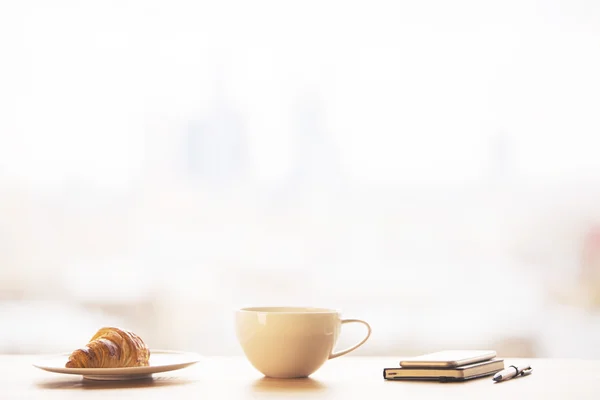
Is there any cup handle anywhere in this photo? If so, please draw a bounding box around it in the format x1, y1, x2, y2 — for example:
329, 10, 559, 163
328, 319, 372, 359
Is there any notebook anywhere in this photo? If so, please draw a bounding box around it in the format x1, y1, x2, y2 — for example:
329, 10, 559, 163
383, 358, 505, 382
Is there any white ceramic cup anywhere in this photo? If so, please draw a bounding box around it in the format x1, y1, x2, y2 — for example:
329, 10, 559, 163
235, 307, 371, 378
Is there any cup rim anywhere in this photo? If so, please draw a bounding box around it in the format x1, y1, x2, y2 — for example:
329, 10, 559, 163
237, 306, 339, 314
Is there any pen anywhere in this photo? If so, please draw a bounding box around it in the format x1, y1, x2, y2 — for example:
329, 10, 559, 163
492, 364, 533, 382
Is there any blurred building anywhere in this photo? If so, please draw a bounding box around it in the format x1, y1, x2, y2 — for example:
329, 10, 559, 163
185, 70, 248, 187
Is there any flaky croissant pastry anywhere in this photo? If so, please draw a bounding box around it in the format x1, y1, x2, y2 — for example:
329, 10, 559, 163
65, 327, 150, 368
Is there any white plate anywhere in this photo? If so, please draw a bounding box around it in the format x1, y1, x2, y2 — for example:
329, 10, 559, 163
33, 350, 201, 380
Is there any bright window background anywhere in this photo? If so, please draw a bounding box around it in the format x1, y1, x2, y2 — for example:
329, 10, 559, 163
1, 0, 600, 358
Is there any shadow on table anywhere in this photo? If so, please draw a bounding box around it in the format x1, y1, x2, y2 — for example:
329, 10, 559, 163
36, 376, 194, 390
252, 377, 327, 393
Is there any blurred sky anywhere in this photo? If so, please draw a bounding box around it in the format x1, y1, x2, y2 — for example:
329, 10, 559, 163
1, 0, 599, 188
1, 0, 600, 357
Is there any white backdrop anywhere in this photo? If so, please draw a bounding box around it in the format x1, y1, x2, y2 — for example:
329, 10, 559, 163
1, 0, 600, 358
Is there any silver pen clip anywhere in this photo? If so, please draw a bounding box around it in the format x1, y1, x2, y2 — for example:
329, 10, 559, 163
519, 366, 533, 377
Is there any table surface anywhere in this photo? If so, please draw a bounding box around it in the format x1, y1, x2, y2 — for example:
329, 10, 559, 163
3, 355, 599, 399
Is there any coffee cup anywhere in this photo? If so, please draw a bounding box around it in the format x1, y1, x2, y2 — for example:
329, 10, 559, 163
235, 307, 371, 378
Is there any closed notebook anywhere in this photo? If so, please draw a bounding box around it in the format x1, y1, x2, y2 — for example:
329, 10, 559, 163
383, 359, 505, 382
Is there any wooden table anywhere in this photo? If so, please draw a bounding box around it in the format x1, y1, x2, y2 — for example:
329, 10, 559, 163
3, 355, 599, 399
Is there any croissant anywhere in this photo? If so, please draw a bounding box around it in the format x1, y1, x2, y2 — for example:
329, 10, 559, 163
65, 327, 150, 368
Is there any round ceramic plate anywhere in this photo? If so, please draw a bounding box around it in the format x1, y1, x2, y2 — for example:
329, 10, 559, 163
33, 350, 201, 380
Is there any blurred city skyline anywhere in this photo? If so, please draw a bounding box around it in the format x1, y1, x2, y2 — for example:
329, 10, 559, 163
1, 0, 600, 359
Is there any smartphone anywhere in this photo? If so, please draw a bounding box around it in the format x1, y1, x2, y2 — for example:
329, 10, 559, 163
399, 350, 497, 368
